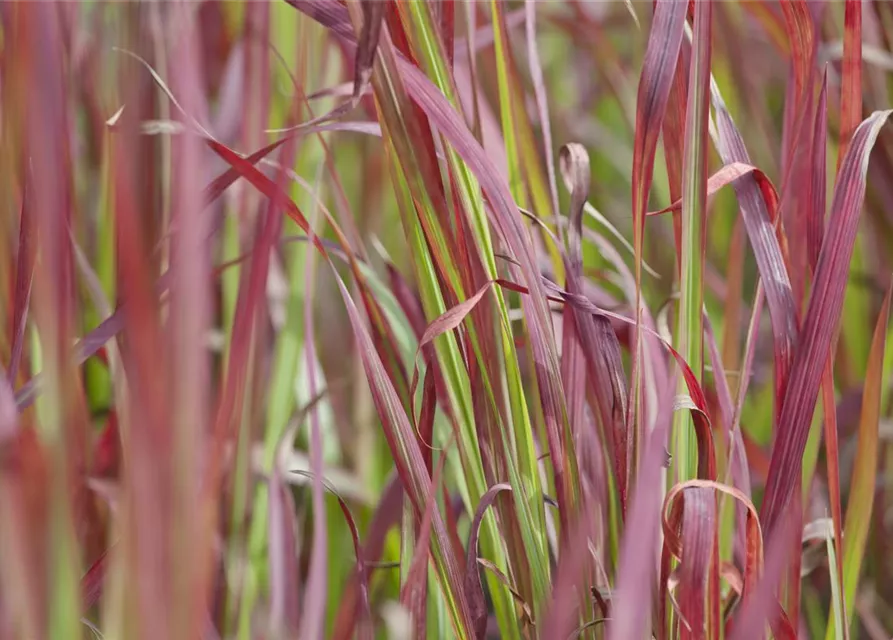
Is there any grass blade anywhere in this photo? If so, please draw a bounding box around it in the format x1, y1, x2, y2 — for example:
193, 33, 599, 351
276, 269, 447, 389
8, 177, 35, 384
334, 271, 476, 637
710, 85, 798, 405
838, 0, 863, 166
760, 110, 892, 540
268, 465, 301, 634
465, 483, 512, 639
663, 485, 719, 639
630, 0, 688, 469
809, 71, 828, 270
828, 285, 892, 638
674, 0, 712, 483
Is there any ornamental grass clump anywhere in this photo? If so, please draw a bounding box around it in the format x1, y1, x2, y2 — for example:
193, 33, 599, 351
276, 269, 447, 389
1, 2, 892, 639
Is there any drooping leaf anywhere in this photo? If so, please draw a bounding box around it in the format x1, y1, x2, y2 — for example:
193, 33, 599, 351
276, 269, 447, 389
288, 469, 374, 640
559, 143, 629, 512
710, 86, 798, 405
465, 483, 512, 639
647, 162, 779, 219
808, 71, 828, 271
664, 486, 719, 639
663, 480, 763, 618
331, 477, 404, 640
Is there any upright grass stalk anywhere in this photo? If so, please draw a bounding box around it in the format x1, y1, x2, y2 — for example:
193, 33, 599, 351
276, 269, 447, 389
673, 9, 712, 484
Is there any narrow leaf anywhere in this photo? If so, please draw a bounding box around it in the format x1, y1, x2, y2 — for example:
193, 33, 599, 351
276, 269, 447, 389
9, 179, 36, 384
761, 110, 892, 540
629, 0, 688, 457
808, 71, 828, 271
833, 286, 891, 636
710, 86, 798, 405
465, 483, 512, 639
838, 0, 863, 165
647, 162, 779, 219
268, 467, 301, 634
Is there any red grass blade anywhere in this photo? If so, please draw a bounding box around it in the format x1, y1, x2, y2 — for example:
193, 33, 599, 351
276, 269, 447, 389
661, 37, 690, 272
406, 278, 499, 425
202, 120, 381, 221
629, 0, 688, 454
560, 143, 629, 512
268, 467, 301, 634
777, 0, 816, 181
711, 88, 798, 405
8, 178, 35, 385
400, 449, 449, 638
777, 0, 816, 304
608, 379, 677, 640
728, 500, 798, 640
354, 0, 385, 98
631, 0, 688, 269
808, 71, 828, 271
0, 376, 17, 445
465, 483, 512, 639
760, 110, 892, 541
540, 507, 599, 638
672, 486, 718, 639
334, 271, 476, 635
80, 543, 115, 612
331, 477, 404, 640
838, 0, 863, 166
647, 162, 779, 219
